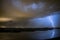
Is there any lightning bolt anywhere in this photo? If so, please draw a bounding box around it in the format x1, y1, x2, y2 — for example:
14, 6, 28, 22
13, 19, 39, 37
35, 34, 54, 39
48, 16, 55, 28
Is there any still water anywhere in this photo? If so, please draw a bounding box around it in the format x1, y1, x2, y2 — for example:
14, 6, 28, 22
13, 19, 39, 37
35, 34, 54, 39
0, 0, 60, 40
0, 29, 60, 40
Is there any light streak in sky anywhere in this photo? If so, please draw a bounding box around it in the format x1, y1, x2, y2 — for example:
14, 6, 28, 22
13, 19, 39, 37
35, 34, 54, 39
48, 16, 55, 27
0, 18, 13, 22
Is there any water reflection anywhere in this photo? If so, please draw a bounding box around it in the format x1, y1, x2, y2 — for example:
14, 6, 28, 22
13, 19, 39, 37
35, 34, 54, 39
0, 29, 60, 40
26, 29, 57, 39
